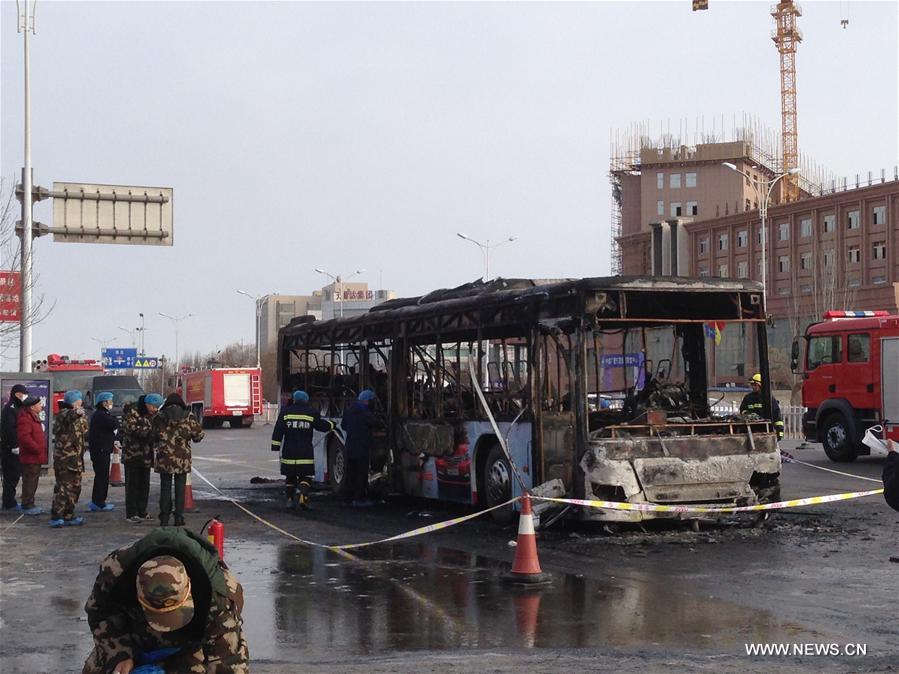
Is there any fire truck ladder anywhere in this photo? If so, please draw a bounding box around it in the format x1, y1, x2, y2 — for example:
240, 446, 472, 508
251, 371, 263, 415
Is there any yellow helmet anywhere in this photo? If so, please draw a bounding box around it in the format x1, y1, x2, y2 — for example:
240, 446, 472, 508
750, 373, 762, 385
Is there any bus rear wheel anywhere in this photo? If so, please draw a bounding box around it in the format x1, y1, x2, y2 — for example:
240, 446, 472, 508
482, 444, 515, 524
822, 413, 857, 463
328, 437, 347, 494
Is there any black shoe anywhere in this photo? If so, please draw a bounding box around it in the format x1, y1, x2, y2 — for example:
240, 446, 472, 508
174, 516, 185, 526
159, 517, 170, 527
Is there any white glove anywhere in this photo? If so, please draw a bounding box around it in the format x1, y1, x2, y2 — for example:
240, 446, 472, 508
11, 448, 19, 456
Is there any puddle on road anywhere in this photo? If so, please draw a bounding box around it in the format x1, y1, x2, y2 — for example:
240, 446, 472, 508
227, 540, 812, 660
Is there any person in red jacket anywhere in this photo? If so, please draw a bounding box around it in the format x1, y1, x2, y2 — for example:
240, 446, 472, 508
17, 396, 47, 515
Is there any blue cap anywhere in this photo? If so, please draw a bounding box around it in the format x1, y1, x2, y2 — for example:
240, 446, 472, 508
63, 390, 83, 405
358, 389, 376, 402
292, 390, 309, 403
95, 391, 114, 404
145, 393, 164, 407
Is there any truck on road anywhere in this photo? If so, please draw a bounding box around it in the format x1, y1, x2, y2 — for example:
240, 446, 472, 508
181, 367, 262, 428
34, 354, 104, 414
793, 310, 899, 461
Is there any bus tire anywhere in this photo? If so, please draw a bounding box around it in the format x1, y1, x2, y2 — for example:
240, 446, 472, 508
822, 413, 857, 463
328, 437, 347, 493
482, 444, 515, 524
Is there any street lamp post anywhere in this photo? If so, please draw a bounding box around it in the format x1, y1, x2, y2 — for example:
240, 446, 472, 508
158, 312, 194, 374
137, 313, 146, 356
91, 337, 117, 361
314, 268, 365, 367
236, 290, 264, 368
722, 163, 801, 302
118, 326, 137, 348
456, 233, 517, 281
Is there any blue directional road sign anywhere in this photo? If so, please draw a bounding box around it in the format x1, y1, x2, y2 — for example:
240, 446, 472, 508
102, 347, 138, 369
133, 357, 161, 370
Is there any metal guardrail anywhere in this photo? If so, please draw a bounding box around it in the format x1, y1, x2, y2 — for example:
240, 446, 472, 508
711, 401, 805, 440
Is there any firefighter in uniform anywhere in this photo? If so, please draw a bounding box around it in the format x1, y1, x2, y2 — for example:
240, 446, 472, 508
740, 373, 784, 440
271, 391, 334, 510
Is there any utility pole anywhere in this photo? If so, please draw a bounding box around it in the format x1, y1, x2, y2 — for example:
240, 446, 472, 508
236, 290, 265, 368
159, 313, 194, 374
17, 1, 36, 372
455, 233, 517, 281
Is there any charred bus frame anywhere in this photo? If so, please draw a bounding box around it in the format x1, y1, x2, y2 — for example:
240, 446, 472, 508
278, 276, 780, 521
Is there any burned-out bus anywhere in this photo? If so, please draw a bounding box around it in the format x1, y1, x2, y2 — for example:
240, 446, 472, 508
278, 276, 781, 522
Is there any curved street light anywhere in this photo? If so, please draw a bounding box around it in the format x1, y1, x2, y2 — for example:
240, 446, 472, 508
456, 233, 517, 281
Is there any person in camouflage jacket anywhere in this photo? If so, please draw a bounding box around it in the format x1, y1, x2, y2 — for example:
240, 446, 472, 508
121, 394, 163, 523
153, 394, 204, 526
50, 390, 89, 526
82, 526, 249, 674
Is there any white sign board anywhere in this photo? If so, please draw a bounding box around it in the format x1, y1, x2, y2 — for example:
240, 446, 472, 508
52, 182, 173, 246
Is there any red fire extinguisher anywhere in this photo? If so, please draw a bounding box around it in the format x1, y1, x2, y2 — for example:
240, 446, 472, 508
207, 518, 225, 560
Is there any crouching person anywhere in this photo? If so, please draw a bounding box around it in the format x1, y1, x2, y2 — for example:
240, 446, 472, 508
82, 527, 249, 674
50, 390, 89, 527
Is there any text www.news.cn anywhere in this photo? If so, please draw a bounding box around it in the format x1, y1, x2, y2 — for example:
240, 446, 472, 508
745, 643, 867, 657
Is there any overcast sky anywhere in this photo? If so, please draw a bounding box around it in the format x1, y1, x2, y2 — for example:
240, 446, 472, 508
1, 0, 896, 365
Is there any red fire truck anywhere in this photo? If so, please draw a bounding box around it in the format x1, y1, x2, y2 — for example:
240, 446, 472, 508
33, 354, 105, 413
793, 310, 899, 462
181, 367, 262, 429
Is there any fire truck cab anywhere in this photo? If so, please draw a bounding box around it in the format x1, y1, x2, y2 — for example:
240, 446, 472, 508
34, 354, 105, 414
793, 310, 899, 462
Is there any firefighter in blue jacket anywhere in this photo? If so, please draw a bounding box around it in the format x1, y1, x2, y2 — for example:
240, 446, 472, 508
271, 391, 334, 510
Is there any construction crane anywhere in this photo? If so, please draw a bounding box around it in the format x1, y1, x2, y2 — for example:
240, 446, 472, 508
693, 0, 802, 202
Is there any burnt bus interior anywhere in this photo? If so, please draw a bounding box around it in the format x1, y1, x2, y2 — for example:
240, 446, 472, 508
278, 277, 773, 495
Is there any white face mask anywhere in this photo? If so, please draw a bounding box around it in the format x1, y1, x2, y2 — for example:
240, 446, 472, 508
14, 392, 27, 402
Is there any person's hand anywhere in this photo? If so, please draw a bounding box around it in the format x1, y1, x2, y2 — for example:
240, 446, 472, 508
113, 659, 134, 674
889, 438, 897, 453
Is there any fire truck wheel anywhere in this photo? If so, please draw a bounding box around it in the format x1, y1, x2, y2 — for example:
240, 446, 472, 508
822, 414, 858, 463
482, 444, 515, 524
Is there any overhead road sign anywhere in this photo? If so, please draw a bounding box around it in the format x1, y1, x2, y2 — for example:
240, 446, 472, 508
102, 347, 138, 369
133, 357, 161, 370
49, 182, 173, 246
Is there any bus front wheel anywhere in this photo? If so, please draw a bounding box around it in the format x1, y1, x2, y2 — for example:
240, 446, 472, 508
482, 444, 515, 523
328, 438, 347, 493
822, 413, 857, 463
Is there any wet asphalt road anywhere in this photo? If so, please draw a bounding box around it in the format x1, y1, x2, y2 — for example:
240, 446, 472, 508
1, 424, 897, 673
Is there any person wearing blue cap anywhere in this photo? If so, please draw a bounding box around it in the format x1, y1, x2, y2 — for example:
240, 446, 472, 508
49, 391, 88, 527
340, 390, 381, 507
121, 394, 163, 523
88, 392, 119, 512
271, 390, 334, 510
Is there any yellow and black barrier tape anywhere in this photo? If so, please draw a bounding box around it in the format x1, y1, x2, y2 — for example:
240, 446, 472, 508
532, 488, 884, 514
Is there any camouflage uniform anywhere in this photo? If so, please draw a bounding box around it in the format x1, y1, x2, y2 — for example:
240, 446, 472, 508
83, 527, 249, 674
51, 406, 88, 521
153, 406, 204, 475
121, 404, 155, 467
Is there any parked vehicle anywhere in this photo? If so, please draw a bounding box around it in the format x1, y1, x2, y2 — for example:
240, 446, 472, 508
793, 310, 899, 462
33, 354, 104, 414
87, 375, 144, 420
279, 276, 781, 522
180, 367, 262, 428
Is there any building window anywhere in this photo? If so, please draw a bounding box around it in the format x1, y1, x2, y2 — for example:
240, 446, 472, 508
847, 210, 860, 229
687, 201, 698, 216
757, 228, 763, 245
657, 200, 664, 216
873, 275, 887, 285
737, 230, 748, 247
699, 237, 709, 254
823, 249, 834, 267
657, 172, 664, 189
699, 266, 710, 277
873, 205, 886, 224
745, 198, 752, 212
685, 172, 697, 188
718, 263, 728, 278
873, 241, 887, 260
737, 261, 748, 278
848, 277, 861, 288
800, 218, 812, 237
800, 284, 812, 294
670, 173, 681, 189
718, 233, 728, 251
800, 252, 812, 270
778, 223, 789, 241
823, 214, 835, 232
778, 255, 790, 273
847, 246, 861, 264
777, 286, 790, 296
670, 202, 682, 217
757, 259, 763, 278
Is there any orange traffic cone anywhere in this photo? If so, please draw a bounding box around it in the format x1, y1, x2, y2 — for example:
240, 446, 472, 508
503, 494, 551, 585
512, 591, 543, 648
109, 445, 124, 486
183, 472, 197, 512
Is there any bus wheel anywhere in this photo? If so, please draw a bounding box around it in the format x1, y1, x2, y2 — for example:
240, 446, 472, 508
822, 414, 857, 463
328, 438, 347, 493
483, 444, 515, 523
